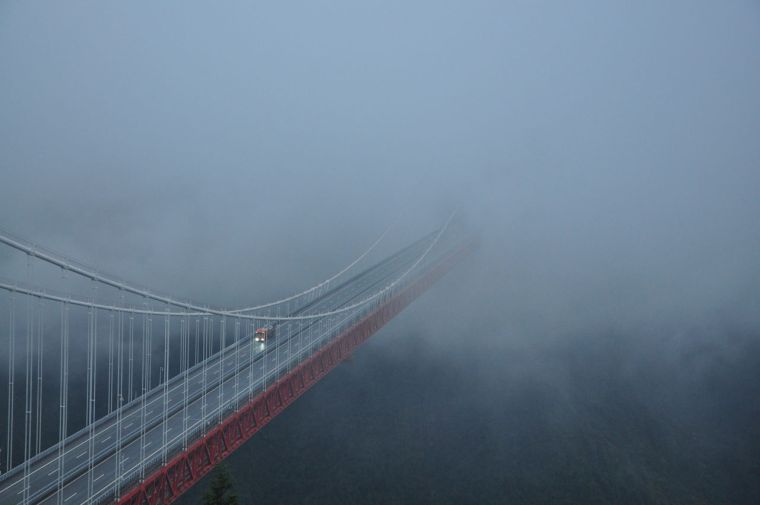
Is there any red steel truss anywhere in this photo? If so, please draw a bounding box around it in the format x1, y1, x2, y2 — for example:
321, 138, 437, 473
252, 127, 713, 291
116, 241, 474, 505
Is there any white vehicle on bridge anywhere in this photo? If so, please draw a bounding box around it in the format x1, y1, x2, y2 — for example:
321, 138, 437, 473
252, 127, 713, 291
255, 324, 275, 343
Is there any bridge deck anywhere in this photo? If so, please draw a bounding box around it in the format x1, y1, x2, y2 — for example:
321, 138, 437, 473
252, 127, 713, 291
0, 235, 455, 505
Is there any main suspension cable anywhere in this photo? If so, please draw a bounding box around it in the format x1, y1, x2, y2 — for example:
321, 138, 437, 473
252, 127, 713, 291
0, 223, 392, 315
0, 211, 455, 322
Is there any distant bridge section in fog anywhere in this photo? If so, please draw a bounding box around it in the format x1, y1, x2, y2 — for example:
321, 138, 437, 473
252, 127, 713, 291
0, 214, 473, 505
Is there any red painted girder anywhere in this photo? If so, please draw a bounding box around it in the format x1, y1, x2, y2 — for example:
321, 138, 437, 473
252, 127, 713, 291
115, 241, 475, 505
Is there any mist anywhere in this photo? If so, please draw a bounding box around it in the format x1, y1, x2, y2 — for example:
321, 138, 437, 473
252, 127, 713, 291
1, 1, 759, 503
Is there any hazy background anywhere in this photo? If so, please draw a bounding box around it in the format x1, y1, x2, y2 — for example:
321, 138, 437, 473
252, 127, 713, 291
1, 1, 760, 503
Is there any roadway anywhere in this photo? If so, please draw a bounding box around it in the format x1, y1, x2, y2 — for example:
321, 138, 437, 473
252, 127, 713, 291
0, 234, 439, 505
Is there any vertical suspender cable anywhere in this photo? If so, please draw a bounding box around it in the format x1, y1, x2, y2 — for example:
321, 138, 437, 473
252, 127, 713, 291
287, 314, 292, 374
22, 256, 33, 504
218, 317, 225, 424
194, 318, 199, 367
261, 313, 267, 391
128, 315, 134, 403
6, 290, 16, 472
108, 311, 114, 414
209, 317, 215, 420
311, 315, 317, 356
245, 320, 251, 401
56, 294, 69, 505
63, 298, 69, 492
181, 314, 188, 450
296, 320, 301, 365
193, 316, 198, 426
92, 288, 99, 498
201, 316, 208, 434
34, 296, 44, 456
194, 317, 199, 429
320, 315, 325, 351
275, 305, 280, 384
146, 315, 152, 396
114, 299, 124, 500
177, 317, 183, 449
162, 307, 169, 465
139, 303, 147, 482
86, 280, 96, 502
56, 263, 71, 504
305, 316, 310, 367
234, 319, 240, 411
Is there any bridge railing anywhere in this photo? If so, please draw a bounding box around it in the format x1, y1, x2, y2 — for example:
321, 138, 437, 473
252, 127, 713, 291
0, 213, 463, 505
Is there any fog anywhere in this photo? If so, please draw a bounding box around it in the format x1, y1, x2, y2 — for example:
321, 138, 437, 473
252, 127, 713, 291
1, 1, 759, 503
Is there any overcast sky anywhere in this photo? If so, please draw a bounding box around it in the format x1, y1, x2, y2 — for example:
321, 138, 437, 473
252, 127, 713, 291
1, 1, 759, 334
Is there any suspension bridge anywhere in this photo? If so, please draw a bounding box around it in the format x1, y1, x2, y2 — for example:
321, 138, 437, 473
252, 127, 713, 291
0, 214, 474, 505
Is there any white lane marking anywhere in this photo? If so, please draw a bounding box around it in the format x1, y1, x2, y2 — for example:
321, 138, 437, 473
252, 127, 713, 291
64, 491, 78, 502
8, 274, 380, 490
94, 473, 105, 482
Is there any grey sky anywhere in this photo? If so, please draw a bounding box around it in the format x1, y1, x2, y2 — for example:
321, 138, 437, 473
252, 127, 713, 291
3, 5, 760, 502
1, 0, 759, 333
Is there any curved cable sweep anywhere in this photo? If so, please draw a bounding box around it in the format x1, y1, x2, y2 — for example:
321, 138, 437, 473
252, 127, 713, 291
282, 208, 456, 320
0, 223, 391, 314
227, 224, 391, 313
0, 210, 456, 321
229, 199, 423, 314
